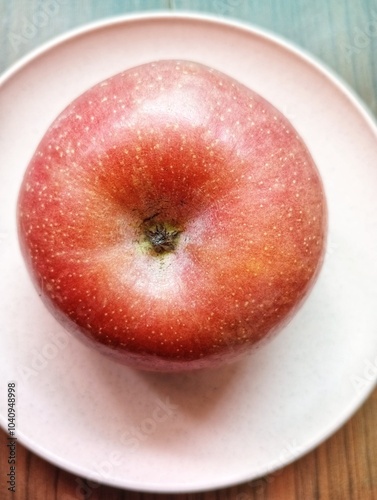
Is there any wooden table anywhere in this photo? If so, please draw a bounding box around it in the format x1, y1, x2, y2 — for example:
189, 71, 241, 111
1, 1, 376, 499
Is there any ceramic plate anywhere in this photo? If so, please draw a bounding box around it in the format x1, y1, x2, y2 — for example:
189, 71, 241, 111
1, 13, 377, 494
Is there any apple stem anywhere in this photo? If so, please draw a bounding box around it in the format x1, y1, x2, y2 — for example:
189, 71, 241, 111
144, 223, 181, 254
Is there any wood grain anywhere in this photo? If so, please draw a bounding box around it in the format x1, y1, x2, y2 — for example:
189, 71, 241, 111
1, 1, 377, 499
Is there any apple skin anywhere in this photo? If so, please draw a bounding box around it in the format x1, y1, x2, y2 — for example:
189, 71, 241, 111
17, 60, 327, 371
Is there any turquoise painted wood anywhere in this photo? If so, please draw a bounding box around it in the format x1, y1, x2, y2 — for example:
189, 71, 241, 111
1, 1, 376, 116
0, 1, 172, 73
179, 0, 377, 116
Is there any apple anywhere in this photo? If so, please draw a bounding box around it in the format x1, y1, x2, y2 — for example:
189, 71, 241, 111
17, 60, 327, 371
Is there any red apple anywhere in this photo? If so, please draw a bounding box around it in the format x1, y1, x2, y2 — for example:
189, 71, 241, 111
17, 60, 327, 371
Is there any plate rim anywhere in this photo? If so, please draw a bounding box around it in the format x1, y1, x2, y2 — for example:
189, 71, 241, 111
1, 10, 376, 129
